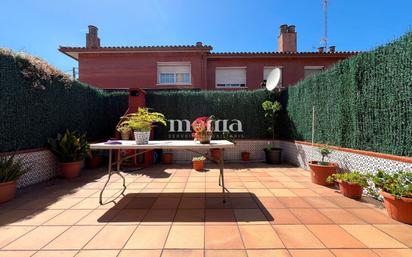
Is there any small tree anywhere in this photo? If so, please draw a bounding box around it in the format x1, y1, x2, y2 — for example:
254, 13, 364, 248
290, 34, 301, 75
319, 145, 332, 165
262, 100, 282, 142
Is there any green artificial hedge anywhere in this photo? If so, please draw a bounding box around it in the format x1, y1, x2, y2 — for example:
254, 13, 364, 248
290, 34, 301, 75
146, 89, 275, 140
0, 49, 128, 152
282, 31, 412, 157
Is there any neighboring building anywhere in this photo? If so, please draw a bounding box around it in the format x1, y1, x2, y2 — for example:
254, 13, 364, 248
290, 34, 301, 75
59, 25, 357, 91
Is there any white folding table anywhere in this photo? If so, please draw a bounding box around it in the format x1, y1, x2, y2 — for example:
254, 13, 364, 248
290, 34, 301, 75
90, 140, 235, 205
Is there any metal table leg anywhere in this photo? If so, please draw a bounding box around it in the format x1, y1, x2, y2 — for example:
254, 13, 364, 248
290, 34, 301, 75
99, 149, 127, 205
218, 148, 226, 203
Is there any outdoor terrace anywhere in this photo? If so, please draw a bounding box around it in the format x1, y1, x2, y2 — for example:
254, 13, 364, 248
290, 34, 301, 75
1, 164, 411, 257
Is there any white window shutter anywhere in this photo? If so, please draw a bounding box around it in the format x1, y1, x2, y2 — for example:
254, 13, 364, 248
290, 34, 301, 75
216, 68, 246, 85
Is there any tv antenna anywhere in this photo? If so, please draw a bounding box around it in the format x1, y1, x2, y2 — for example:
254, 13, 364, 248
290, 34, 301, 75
320, 0, 329, 49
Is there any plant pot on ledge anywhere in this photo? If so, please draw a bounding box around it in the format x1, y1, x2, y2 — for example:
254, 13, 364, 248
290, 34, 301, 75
380, 191, 412, 224
59, 161, 82, 179
162, 153, 173, 164
264, 147, 282, 164
308, 161, 338, 186
0, 181, 17, 203
338, 181, 363, 199
241, 152, 250, 161
192, 156, 206, 171
48, 130, 89, 180
85, 156, 103, 169
0, 154, 29, 203
210, 149, 221, 163
327, 171, 368, 199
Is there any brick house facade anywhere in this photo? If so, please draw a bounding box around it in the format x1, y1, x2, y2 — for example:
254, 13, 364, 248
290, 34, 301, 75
59, 25, 357, 90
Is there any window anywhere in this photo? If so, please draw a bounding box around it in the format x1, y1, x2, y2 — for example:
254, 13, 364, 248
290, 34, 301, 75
216, 67, 246, 88
157, 62, 191, 85
304, 66, 324, 78
263, 66, 283, 87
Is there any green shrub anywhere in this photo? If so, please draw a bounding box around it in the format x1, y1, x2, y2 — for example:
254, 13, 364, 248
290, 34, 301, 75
326, 171, 368, 187
368, 170, 412, 199
281, 31, 412, 157
0, 49, 128, 152
0, 154, 30, 182
146, 89, 275, 139
48, 130, 89, 163
319, 145, 333, 165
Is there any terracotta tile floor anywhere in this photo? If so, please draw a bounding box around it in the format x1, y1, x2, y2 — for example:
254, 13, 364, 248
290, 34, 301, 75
1, 163, 411, 257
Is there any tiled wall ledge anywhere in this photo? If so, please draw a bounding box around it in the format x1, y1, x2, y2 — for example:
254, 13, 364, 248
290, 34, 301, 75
2, 149, 57, 189
5, 139, 411, 189
280, 140, 412, 174
169, 139, 278, 163
5, 140, 278, 188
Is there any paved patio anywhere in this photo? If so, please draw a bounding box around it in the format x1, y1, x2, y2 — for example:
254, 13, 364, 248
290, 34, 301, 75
0, 163, 411, 257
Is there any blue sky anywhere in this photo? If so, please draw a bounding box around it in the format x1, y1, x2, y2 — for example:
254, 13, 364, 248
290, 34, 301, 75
1, 0, 411, 74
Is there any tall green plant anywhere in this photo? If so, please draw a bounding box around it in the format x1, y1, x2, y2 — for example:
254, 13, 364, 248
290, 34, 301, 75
48, 130, 89, 162
319, 145, 333, 165
262, 100, 282, 141
0, 154, 29, 183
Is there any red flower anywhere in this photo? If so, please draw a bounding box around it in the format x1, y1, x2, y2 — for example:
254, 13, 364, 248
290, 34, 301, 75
191, 116, 214, 140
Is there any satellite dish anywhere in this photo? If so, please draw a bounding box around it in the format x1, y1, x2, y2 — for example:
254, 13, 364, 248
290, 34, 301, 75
265, 68, 282, 91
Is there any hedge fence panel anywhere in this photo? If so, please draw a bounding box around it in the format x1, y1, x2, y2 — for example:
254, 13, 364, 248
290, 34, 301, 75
146, 90, 274, 140
282, 31, 412, 157
0, 49, 128, 152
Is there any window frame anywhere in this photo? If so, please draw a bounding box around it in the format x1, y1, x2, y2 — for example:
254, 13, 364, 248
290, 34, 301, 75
157, 62, 192, 85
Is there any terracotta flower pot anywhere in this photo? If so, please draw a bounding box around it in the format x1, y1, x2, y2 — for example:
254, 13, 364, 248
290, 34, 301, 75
308, 161, 338, 186
193, 160, 204, 171
121, 131, 131, 140
210, 149, 221, 163
380, 191, 412, 224
241, 152, 250, 161
338, 181, 363, 199
59, 161, 82, 179
264, 148, 282, 164
0, 181, 17, 203
86, 156, 103, 169
162, 153, 173, 164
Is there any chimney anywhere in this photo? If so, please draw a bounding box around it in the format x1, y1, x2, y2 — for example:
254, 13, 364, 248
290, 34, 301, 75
86, 25, 100, 48
317, 47, 325, 53
328, 46, 336, 53
277, 24, 297, 52
196, 41, 203, 47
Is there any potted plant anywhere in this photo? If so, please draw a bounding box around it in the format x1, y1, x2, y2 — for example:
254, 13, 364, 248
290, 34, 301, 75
241, 152, 250, 161
192, 156, 206, 171
85, 150, 103, 169
191, 116, 214, 144
117, 125, 132, 140
162, 151, 173, 164
262, 100, 282, 164
368, 170, 412, 224
0, 154, 29, 203
308, 145, 338, 186
121, 108, 166, 145
48, 130, 89, 179
327, 171, 368, 199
